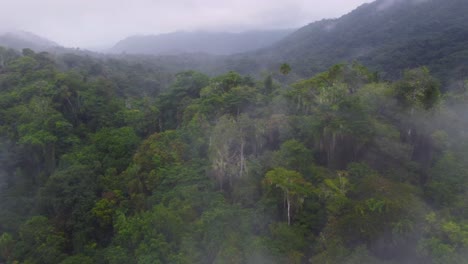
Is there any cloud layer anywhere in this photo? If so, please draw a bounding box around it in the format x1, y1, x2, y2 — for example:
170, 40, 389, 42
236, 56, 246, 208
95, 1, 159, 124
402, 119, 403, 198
0, 0, 372, 48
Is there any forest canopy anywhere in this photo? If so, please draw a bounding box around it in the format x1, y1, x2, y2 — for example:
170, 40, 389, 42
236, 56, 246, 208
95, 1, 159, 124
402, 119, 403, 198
0, 47, 467, 264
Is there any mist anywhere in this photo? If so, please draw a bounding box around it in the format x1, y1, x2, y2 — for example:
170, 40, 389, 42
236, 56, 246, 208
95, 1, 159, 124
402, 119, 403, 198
0, 0, 372, 48
0, 0, 467, 263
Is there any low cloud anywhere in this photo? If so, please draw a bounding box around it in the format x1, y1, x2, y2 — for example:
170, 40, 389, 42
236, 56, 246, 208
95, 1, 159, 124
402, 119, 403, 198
0, 0, 372, 48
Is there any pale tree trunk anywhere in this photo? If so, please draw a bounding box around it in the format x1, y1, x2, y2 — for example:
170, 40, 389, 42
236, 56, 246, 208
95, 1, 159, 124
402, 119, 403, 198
215, 151, 226, 191
287, 191, 291, 226
239, 138, 245, 177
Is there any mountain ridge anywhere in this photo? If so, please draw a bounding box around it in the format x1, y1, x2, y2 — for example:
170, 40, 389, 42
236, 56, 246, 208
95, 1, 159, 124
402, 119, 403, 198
110, 29, 295, 55
223, 0, 468, 83
0, 31, 60, 51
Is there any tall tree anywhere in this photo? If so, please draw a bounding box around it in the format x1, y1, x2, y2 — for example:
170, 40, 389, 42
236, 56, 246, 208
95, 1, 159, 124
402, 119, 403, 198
264, 167, 313, 225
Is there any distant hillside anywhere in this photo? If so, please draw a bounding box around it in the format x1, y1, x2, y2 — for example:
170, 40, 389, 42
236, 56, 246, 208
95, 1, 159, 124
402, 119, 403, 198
0, 31, 59, 51
226, 0, 468, 83
110, 30, 295, 55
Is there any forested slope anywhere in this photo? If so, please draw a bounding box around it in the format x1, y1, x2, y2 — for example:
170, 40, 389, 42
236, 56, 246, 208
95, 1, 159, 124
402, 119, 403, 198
0, 31, 59, 52
0, 47, 467, 263
226, 0, 468, 84
3, 0, 468, 88
111, 30, 294, 55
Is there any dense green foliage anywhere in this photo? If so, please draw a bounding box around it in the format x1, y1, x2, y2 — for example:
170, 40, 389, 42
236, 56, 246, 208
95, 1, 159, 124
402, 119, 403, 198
0, 47, 467, 264
3, 0, 468, 90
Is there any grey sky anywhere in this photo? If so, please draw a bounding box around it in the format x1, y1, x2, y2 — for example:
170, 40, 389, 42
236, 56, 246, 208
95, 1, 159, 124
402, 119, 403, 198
0, 0, 373, 48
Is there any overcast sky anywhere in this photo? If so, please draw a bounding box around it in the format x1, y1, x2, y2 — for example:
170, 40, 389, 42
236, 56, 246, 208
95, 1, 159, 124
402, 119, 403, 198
0, 0, 373, 48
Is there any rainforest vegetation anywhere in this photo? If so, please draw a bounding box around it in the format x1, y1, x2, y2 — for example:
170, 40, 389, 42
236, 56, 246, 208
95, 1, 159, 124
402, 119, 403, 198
0, 47, 467, 264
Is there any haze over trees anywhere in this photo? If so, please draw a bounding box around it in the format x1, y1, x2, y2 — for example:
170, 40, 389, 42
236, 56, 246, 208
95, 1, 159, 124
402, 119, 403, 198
1, 0, 467, 86
0, 0, 467, 263
226, 0, 468, 84
0, 31, 59, 51
110, 30, 295, 55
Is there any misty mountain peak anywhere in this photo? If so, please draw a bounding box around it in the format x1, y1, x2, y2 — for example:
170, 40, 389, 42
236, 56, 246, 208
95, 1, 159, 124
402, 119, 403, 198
227, 0, 468, 83
110, 29, 295, 55
0, 30, 59, 51
374, 0, 430, 12
5, 31, 57, 46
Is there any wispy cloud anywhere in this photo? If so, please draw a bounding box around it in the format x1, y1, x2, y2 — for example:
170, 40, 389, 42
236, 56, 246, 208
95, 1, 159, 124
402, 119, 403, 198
0, 0, 372, 48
